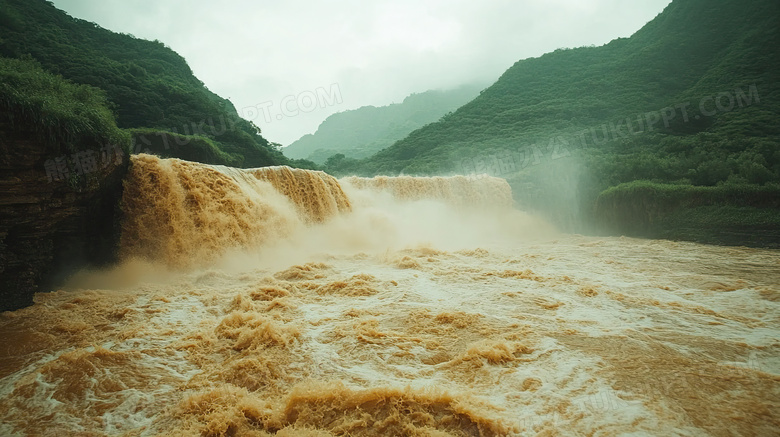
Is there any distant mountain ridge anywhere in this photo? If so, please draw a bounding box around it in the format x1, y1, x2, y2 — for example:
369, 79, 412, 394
350, 0, 779, 177
330, 0, 780, 246
283, 84, 483, 164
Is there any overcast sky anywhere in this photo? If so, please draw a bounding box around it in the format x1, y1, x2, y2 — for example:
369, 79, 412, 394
50, 0, 672, 145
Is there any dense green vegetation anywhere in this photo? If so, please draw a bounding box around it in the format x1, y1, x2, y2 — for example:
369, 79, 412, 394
596, 181, 780, 214
327, 0, 780, 246
0, 55, 129, 160
127, 128, 240, 167
283, 85, 483, 163
0, 0, 290, 168
339, 0, 779, 177
595, 181, 780, 247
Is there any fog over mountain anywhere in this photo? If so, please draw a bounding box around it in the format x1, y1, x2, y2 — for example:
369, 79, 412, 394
50, 0, 672, 144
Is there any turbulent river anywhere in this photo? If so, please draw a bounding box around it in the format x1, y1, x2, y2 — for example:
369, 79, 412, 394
1, 155, 778, 436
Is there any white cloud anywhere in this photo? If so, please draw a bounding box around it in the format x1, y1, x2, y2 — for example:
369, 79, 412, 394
50, 0, 671, 144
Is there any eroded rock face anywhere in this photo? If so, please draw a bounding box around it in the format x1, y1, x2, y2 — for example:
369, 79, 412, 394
0, 118, 128, 311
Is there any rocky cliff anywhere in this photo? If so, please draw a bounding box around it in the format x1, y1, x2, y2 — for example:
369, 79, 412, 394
0, 115, 128, 311
0, 56, 131, 312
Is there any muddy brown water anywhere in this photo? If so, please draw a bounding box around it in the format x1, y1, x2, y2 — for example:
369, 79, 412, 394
1, 155, 777, 436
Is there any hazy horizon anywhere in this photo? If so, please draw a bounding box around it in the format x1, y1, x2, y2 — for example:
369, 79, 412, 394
49, 0, 672, 145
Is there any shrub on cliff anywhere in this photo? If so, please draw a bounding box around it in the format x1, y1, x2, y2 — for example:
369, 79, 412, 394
0, 56, 130, 157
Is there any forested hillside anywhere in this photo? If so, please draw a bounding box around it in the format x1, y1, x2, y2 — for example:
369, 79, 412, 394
345, 0, 779, 177
329, 0, 780, 245
283, 85, 482, 164
0, 0, 295, 168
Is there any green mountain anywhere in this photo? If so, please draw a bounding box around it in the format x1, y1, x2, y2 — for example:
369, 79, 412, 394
283, 84, 483, 164
347, 0, 779, 175
0, 0, 298, 168
331, 0, 780, 245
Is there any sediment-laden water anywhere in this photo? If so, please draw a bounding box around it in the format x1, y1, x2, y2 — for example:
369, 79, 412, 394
1, 155, 777, 436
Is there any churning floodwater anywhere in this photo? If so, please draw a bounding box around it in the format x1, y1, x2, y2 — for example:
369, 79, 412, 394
0, 155, 778, 436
